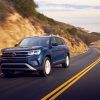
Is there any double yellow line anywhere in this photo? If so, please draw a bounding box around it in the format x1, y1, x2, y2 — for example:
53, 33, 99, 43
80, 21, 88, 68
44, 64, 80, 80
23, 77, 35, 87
41, 49, 100, 100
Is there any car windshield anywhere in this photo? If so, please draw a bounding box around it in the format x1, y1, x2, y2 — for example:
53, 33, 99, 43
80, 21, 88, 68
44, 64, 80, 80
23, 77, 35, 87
19, 37, 50, 47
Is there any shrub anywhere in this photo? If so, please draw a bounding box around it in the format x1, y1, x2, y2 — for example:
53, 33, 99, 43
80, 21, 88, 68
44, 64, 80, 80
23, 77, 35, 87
0, 1, 13, 21
42, 25, 55, 33
10, 0, 38, 17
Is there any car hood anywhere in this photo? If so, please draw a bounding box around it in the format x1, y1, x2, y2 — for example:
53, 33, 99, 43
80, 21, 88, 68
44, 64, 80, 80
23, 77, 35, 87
3, 46, 44, 53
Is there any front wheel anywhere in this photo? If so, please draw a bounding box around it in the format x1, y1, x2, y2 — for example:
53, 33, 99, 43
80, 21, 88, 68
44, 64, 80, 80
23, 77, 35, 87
39, 57, 51, 77
62, 56, 70, 68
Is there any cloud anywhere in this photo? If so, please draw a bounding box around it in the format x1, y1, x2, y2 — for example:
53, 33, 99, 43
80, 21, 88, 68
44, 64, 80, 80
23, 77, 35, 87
34, 0, 100, 32
35, 0, 100, 17
35, 0, 100, 13
36, 2, 100, 10
35, 0, 100, 6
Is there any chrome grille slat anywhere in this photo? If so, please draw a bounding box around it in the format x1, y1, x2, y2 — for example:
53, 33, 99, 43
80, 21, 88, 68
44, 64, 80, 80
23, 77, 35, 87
2, 51, 28, 57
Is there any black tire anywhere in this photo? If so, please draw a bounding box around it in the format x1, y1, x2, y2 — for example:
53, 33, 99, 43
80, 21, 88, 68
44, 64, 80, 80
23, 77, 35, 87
39, 57, 51, 77
62, 55, 70, 68
2, 70, 15, 77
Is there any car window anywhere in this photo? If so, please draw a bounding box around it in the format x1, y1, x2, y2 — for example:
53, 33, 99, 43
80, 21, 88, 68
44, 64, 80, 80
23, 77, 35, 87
60, 38, 65, 45
51, 37, 56, 44
55, 37, 64, 45
19, 37, 50, 47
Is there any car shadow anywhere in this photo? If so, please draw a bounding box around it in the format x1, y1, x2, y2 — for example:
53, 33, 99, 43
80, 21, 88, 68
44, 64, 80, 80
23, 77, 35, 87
53, 64, 66, 68
1, 71, 43, 79
0, 65, 64, 79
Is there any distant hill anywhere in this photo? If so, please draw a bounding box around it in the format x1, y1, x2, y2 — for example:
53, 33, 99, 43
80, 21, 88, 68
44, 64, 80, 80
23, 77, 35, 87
91, 32, 100, 38
0, 0, 99, 55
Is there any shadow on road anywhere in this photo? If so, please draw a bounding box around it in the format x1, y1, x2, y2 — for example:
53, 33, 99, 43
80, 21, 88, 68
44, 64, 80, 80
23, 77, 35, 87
0, 65, 65, 79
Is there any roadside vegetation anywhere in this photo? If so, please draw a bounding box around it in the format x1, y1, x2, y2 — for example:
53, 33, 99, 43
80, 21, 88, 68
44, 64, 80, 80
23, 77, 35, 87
0, 0, 100, 54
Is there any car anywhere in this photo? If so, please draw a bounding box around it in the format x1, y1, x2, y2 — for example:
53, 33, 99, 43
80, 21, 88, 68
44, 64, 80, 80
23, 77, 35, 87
0, 35, 70, 77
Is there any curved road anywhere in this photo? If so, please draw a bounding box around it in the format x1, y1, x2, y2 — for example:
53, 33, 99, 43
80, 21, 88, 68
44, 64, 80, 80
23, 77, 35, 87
0, 48, 100, 100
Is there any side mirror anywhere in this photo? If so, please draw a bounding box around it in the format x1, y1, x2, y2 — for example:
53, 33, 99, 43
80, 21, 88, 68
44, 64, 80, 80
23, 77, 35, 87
14, 44, 18, 47
52, 43, 58, 46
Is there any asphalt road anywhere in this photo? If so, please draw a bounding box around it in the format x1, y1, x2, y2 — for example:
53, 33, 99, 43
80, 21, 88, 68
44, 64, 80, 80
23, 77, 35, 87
0, 48, 100, 100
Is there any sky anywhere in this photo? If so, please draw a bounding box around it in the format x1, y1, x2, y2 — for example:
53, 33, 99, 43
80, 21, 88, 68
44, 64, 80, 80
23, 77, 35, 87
35, 0, 100, 32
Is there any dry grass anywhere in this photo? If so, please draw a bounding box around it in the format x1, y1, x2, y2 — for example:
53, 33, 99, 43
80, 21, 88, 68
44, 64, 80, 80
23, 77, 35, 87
0, 0, 90, 56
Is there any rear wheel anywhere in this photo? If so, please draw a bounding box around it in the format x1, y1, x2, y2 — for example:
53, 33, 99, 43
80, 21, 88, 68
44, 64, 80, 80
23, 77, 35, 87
2, 70, 15, 77
39, 57, 51, 77
62, 55, 70, 68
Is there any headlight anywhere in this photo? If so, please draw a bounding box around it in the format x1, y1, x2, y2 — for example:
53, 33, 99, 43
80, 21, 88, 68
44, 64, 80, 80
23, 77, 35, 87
28, 50, 41, 55
0, 50, 2, 55
0, 49, 4, 55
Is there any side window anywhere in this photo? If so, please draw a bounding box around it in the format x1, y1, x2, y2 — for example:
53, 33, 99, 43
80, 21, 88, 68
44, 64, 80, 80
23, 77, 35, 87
60, 38, 65, 45
51, 37, 56, 44
55, 37, 64, 45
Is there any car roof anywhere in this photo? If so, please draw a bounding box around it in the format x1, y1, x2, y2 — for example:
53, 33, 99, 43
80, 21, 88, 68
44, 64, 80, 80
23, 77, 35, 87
24, 35, 60, 39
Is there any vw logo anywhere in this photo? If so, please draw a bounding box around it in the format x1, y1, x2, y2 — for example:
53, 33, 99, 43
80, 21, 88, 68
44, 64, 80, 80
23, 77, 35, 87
11, 52, 16, 57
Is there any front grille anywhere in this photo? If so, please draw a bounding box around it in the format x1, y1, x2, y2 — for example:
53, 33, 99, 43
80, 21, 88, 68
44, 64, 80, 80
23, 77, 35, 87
1, 58, 27, 63
2, 52, 28, 57
1, 65, 27, 69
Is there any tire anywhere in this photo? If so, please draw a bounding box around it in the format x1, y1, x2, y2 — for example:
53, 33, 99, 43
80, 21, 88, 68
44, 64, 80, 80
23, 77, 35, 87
39, 57, 51, 77
2, 70, 15, 77
62, 55, 70, 68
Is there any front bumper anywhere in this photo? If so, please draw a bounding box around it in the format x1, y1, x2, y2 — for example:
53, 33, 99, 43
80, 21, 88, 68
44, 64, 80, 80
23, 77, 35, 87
1, 63, 37, 71
0, 55, 43, 71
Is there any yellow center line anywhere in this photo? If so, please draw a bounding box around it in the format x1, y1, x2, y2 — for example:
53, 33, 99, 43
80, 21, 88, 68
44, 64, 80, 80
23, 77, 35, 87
41, 57, 100, 100
50, 57, 100, 100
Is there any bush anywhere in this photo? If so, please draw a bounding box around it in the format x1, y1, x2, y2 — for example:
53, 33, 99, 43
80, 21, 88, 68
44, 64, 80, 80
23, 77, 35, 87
67, 28, 77, 36
0, 1, 13, 21
36, 13, 57, 26
42, 25, 55, 33
47, 18, 57, 25
36, 13, 48, 22
10, 0, 38, 17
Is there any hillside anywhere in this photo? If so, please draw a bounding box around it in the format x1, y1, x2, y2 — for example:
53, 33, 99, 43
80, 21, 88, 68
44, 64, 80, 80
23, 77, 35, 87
0, 0, 99, 55
91, 32, 100, 38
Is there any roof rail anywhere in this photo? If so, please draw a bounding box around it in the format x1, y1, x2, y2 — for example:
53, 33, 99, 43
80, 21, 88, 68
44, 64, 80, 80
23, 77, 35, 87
49, 34, 60, 37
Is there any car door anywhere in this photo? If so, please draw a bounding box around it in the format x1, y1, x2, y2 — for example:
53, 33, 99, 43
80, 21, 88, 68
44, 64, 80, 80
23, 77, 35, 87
50, 37, 61, 64
55, 37, 66, 62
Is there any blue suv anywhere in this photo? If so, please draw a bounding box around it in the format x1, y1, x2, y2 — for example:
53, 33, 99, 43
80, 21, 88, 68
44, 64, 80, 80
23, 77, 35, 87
0, 35, 70, 77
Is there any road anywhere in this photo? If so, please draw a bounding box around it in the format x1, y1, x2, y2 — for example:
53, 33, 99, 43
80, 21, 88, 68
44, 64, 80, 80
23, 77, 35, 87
0, 47, 100, 100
